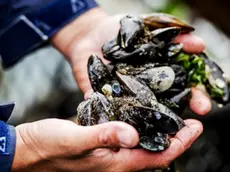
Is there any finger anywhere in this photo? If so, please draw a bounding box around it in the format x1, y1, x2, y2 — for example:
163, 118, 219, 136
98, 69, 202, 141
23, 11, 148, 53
174, 34, 205, 53
72, 55, 93, 94
84, 89, 94, 100
75, 121, 139, 153
189, 87, 212, 115
115, 119, 203, 171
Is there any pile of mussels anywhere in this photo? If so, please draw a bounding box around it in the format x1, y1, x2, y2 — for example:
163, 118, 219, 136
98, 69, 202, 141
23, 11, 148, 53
76, 14, 230, 152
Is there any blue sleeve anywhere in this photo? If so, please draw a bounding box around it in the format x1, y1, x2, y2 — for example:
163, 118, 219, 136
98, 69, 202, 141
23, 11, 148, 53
0, 0, 99, 68
0, 122, 16, 172
0, 0, 65, 28
0, 103, 16, 172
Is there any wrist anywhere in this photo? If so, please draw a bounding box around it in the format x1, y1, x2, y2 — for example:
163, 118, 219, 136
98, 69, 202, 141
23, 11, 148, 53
51, 7, 108, 62
11, 125, 42, 171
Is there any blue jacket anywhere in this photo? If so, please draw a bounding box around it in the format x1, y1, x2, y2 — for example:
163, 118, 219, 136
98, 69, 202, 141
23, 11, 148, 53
0, 0, 98, 171
0, 103, 15, 171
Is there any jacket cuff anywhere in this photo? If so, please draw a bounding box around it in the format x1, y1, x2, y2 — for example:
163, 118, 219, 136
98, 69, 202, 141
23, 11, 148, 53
0, 122, 16, 172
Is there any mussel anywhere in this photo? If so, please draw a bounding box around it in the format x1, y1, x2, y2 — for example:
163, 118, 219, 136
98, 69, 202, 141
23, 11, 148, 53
76, 13, 229, 154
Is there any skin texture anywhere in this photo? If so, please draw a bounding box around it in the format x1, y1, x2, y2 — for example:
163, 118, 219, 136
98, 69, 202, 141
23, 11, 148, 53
189, 87, 212, 115
11, 7, 210, 172
174, 34, 205, 54
12, 119, 202, 172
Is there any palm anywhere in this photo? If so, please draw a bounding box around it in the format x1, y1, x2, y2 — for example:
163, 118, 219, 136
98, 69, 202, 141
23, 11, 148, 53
70, 15, 124, 93
17, 119, 202, 172
70, 14, 210, 115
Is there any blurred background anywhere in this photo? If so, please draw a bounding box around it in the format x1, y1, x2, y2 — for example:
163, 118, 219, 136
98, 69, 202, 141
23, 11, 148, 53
2, 0, 230, 171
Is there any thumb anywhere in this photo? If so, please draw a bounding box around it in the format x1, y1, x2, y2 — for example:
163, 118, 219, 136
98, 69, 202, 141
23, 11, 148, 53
75, 121, 139, 152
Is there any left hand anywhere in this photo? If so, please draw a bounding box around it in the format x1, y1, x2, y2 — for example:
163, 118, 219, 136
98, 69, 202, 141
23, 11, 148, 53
12, 118, 203, 172
51, 7, 211, 116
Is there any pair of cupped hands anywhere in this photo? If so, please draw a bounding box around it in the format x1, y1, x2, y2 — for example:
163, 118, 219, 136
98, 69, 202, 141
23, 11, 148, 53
12, 8, 212, 172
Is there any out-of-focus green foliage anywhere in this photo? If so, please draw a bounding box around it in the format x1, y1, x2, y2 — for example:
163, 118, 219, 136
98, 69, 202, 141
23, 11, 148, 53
161, 0, 190, 20
146, 0, 190, 20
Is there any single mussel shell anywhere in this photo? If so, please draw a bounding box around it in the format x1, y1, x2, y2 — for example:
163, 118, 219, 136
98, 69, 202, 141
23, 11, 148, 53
139, 133, 170, 152
88, 54, 113, 92
88, 55, 127, 97
77, 99, 93, 126
88, 55, 122, 96
102, 38, 120, 58
115, 71, 157, 105
170, 64, 188, 89
134, 66, 176, 93
119, 103, 185, 134
150, 102, 185, 134
118, 15, 145, 49
76, 92, 115, 126
156, 64, 188, 99
151, 27, 181, 46
159, 88, 192, 115
103, 43, 160, 64
143, 13, 195, 33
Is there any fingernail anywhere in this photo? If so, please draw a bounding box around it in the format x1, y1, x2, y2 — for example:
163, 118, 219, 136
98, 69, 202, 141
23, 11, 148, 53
117, 130, 136, 148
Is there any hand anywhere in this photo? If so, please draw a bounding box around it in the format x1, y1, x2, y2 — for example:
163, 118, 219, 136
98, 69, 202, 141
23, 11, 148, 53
51, 7, 211, 115
12, 118, 202, 172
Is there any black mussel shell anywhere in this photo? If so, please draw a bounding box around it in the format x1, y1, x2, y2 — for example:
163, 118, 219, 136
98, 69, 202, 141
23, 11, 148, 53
119, 105, 185, 135
103, 43, 160, 64
102, 38, 120, 58
159, 88, 192, 115
139, 133, 170, 152
151, 27, 181, 46
118, 15, 145, 49
76, 92, 114, 126
170, 64, 188, 89
88, 54, 114, 92
115, 71, 157, 105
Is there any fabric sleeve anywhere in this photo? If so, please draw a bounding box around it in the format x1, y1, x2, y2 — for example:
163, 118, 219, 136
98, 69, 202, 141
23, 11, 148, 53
0, 102, 16, 171
0, 0, 99, 68
0, 122, 16, 172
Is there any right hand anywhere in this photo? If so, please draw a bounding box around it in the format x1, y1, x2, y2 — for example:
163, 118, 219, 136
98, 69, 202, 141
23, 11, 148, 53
12, 118, 202, 172
52, 8, 212, 116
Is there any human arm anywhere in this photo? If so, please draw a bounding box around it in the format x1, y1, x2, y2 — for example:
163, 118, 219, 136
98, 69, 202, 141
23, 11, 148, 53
0, 93, 203, 172
0, 0, 212, 115
50, 7, 212, 116
0, 0, 98, 68
0, 1, 209, 170
11, 118, 203, 172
